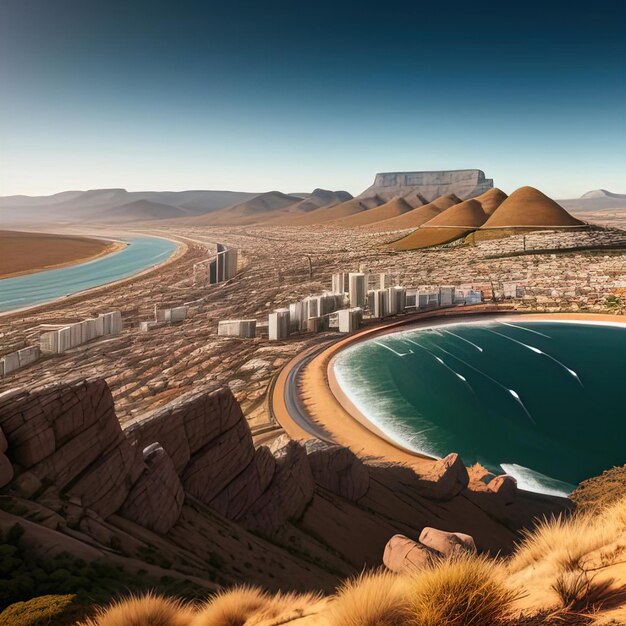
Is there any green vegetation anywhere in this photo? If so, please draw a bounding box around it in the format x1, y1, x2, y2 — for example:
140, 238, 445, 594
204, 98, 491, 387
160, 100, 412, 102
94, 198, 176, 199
0, 594, 90, 626
0, 524, 206, 618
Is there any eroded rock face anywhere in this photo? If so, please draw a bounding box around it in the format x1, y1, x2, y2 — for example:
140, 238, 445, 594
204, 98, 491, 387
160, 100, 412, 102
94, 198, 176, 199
242, 435, 315, 534
488, 475, 518, 504
118, 443, 185, 534
0, 453, 13, 488
359, 169, 494, 202
208, 446, 276, 520
383, 534, 436, 573
419, 527, 477, 557
418, 453, 469, 500
0, 378, 145, 517
304, 439, 369, 501
0, 427, 12, 488
183, 416, 255, 503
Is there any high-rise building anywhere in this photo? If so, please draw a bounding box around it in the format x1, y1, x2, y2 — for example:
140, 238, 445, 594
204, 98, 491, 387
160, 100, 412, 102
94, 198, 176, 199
439, 287, 455, 307
338, 308, 362, 333
368, 289, 388, 318
349, 273, 366, 308
387, 286, 406, 315
218, 319, 256, 338
331, 272, 350, 294
269, 308, 290, 341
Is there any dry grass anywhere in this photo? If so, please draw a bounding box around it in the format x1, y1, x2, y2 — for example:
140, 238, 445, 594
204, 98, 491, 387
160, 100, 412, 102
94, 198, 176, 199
326, 569, 412, 626
74, 498, 626, 626
407, 554, 517, 626
78, 593, 194, 626
190, 586, 321, 626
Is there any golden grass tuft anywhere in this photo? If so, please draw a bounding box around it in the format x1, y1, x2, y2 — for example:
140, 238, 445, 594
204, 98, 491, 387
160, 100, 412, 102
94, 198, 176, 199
190, 586, 322, 626
78, 593, 194, 626
327, 569, 412, 626
407, 554, 517, 626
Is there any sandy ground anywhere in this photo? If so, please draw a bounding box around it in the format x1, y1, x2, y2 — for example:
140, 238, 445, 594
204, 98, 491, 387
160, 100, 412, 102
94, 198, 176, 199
0, 229, 125, 278
273, 307, 626, 472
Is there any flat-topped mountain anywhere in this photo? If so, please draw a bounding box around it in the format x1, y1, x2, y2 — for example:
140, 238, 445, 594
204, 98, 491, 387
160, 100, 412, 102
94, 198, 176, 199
358, 169, 494, 202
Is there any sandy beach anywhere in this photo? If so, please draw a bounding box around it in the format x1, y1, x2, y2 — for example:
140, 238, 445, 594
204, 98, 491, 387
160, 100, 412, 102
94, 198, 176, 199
0, 229, 126, 279
273, 307, 626, 472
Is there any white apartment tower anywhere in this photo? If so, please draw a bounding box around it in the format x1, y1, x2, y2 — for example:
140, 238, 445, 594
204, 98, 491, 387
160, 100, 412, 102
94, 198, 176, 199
348, 273, 366, 308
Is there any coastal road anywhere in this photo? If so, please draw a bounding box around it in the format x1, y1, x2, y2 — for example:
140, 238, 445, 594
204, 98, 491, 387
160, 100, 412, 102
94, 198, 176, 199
269, 337, 340, 443
269, 305, 518, 448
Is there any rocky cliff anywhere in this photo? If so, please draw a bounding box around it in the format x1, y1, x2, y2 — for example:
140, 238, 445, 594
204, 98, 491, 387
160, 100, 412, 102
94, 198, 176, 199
0, 377, 571, 602
359, 169, 494, 202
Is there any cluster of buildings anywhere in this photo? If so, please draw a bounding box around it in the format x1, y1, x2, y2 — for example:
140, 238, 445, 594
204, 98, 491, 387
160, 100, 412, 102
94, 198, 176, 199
193, 243, 238, 286
218, 270, 490, 341
1, 311, 122, 377
141, 304, 188, 331
39, 311, 123, 354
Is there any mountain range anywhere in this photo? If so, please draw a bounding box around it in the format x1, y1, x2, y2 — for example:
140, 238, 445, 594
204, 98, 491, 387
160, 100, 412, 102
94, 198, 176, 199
1, 176, 624, 226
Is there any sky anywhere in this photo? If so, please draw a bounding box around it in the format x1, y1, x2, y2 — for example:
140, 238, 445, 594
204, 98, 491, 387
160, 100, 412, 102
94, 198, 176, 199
0, 0, 625, 199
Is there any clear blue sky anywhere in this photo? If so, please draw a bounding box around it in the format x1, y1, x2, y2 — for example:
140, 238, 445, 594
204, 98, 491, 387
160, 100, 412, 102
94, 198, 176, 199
1, 0, 624, 198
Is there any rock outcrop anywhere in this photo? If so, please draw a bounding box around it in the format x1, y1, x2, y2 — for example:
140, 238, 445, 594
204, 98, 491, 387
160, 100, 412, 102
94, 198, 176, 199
0, 376, 572, 593
0, 426, 13, 487
419, 526, 477, 557
384, 527, 477, 573
359, 169, 494, 202
242, 435, 315, 534
117, 443, 185, 534
417, 453, 469, 500
304, 438, 369, 501
383, 533, 437, 573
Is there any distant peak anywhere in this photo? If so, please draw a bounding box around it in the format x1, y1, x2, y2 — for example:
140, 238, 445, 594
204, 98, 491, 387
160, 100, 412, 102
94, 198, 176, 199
580, 189, 625, 199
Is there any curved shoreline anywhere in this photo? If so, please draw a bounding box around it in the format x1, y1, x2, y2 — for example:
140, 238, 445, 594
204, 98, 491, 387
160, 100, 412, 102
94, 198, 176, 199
0, 234, 127, 279
273, 308, 626, 473
0, 232, 186, 320
273, 305, 514, 471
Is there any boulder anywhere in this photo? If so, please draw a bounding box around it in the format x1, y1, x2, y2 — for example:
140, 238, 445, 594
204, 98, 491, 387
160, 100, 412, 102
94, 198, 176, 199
418, 453, 469, 500
304, 439, 369, 501
242, 435, 315, 534
418, 527, 477, 557
13, 471, 42, 498
383, 534, 436, 573
118, 443, 185, 534
487, 475, 518, 504
0, 453, 13, 488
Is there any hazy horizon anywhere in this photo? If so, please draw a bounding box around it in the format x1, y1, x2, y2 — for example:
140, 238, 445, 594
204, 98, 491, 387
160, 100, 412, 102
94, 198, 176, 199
1, 0, 624, 199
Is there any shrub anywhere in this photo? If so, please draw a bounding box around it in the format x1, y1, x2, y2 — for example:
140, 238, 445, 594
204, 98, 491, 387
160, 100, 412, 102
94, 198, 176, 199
190, 586, 320, 626
407, 554, 517, 626
0, 594, 91, 626
326, 569, 411, 626
79, 593, 194, 626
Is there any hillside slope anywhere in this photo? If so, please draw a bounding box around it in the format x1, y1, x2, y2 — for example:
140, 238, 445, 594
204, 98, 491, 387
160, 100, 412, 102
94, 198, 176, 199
365, 193, 461, 231
0, 377, 570, 622
483, 186, 585, 228
328, 197, 414, 227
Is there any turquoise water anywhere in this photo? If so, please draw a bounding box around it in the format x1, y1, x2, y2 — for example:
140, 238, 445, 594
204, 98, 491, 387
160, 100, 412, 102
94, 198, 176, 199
0, 236, 177, 313
334, 320, 626, 495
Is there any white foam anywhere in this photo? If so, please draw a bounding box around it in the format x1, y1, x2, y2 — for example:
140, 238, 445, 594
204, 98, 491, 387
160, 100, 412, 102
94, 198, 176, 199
500, 463, 573, 497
